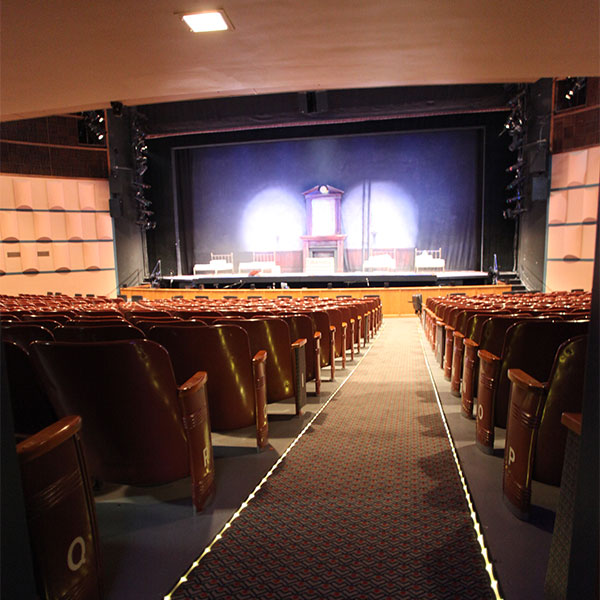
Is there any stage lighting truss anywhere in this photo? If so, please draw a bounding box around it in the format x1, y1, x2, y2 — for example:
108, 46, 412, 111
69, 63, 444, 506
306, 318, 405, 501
81, 110, 106, 144
564, 77, 586, 101
501, 86, 527, 220
131, 111, 155, 231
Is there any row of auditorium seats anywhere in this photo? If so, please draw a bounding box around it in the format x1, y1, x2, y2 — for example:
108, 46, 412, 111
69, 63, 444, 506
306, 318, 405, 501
2, 291, 382, 599
421, 290, 590, 519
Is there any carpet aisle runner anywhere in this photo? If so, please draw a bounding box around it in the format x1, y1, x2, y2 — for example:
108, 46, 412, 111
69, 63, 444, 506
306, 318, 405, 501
172, 318, 495, 599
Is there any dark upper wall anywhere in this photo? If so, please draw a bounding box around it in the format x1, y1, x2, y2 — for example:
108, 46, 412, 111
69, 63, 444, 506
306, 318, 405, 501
0, 115, 108, 178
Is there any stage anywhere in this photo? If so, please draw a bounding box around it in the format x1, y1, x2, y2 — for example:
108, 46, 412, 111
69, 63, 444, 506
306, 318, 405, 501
122, 270, 509, 316
152, 270, 491, 290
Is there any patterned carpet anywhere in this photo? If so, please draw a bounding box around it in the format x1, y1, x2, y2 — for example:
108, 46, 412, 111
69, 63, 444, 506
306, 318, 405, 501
169, 318, 497, 599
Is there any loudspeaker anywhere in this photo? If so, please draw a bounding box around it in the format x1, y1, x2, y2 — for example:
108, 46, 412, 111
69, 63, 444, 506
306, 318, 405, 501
531, 175, 549, 201
298, 91, 328, 114
109, 194, 123, 218
526, 143, 548, 174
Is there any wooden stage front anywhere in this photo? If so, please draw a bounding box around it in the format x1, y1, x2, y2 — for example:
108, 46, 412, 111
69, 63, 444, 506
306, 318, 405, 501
122, 270, 510, 316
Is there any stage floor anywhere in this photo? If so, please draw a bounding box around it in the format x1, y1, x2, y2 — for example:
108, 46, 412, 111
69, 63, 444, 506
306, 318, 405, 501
155, 270, 490, 289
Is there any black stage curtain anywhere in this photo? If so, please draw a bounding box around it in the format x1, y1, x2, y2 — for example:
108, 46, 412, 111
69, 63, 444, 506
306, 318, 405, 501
174, 148, 195, 275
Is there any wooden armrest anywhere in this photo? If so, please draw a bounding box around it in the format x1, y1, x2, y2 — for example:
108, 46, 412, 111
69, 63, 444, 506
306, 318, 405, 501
444, 325, 455, 332
464, 338, 478, 348
252, 350, 267, 364
17, 416, 82, 461
477, 349, 500, 362
178, 370, 208, 393
350, 318, 355, 325
561, 412, 582, 435
341, 322, 347, 330
252, 350, 268, 448
292, 338, 307, 349
313, 331, 322, 340
453, 331, 465, 339
330, 325, 336, 333
507, 368, 545, 390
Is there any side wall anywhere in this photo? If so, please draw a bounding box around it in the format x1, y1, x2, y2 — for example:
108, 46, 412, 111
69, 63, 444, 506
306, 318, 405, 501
0, 174, 117, 296
0, 115, 120, 296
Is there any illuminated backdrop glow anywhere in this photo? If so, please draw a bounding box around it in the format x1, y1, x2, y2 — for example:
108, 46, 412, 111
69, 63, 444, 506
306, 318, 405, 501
187, 128, 481, 270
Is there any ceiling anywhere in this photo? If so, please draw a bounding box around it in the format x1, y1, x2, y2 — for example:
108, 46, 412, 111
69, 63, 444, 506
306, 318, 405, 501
1, 0, 599, 121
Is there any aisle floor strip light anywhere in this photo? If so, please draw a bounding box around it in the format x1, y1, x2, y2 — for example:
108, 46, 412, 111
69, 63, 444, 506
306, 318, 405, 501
418, 326, 503, 600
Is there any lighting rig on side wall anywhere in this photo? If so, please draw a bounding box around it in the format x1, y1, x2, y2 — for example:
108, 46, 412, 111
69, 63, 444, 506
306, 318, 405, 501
79, 110, 106, 145
501, 88, 527, 222
564, 77, 586, 102
131, 110, 155, 231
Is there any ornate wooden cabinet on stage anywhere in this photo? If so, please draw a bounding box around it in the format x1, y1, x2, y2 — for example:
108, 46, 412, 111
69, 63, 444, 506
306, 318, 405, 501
301, 185, 347, 273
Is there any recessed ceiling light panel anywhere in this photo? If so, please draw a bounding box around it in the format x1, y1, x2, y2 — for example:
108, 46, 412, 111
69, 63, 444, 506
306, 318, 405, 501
181, 10, 232, 32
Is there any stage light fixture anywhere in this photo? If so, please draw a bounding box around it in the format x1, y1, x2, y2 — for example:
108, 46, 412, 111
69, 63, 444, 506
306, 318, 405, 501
564, 77, 586, 101
506, 160, 524, 173
181, 10, 232, 32
318, 185, 329, 194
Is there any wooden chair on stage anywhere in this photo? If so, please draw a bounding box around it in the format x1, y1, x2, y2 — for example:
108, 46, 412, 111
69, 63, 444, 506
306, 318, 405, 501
362, 248, 397, 271
193, 253, 234, 275
29, 339, 215, 511
238, 251, 281, 274
414, 248, 445, 272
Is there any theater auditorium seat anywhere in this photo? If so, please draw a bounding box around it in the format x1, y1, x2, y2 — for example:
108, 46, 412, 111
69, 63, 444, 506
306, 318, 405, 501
53, 324, 146, 342
322, 307, 348, 369
17, 416, 103, 600
279, 314, 322, 396
148, 324, 269, 449
215, 317, 307, 416
29, 339, 215, 511
476, 319, 589, 453
503, 335, 588, 519
4, 340, 57, 436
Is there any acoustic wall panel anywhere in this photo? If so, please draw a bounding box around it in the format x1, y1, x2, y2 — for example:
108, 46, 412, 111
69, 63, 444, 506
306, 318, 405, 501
98, 243, 115, 269
17, 211, 35, 241
65, 212, 83, 240
95, 213, 113, 240
20, 243, 39, 273
581, 224, 597, 257
78, 181, 97, 211
62, 180, 80, 211
585, 146, 600, 184
52, 242, 70, 271
68, 243, 85, 271
0, 211, 19, 241
49, 212, 67, 239
83, 244, 100, 270
12, 178, 34, 209
548, 191, 567, 224
546, 261, 594, 292
5, 248, 22, 274
93, 182, 109, 211
0, 174, 116, 296
0, 177, 15, 209
81, 212, 97, 239
34, 212, 52, 241
546, 146, 599, 292
36, 244, 54, 272
46, 179, 66, 210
